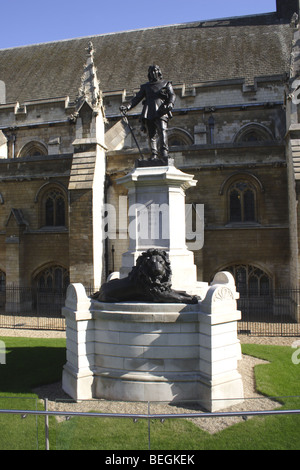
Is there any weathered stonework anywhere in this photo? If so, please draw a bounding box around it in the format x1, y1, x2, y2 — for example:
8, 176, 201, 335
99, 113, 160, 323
0, 1, 299, 322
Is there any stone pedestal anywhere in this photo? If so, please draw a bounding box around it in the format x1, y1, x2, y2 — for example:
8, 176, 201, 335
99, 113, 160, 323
62, 272, 243, 412
116, 165, 200, 293
62, 162, 244, 412
62, 284, 94, 400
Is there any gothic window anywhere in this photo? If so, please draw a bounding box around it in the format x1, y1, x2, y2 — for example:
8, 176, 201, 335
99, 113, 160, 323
224, 265, 271, 296
36, 266, 69, 291
18, 141, 48, 158
168, 128, 193, 147
169, 136, 185, 146
35, 182, 68, 229
45, 189, 66, 226
229, 182, 256, 223
220, 173, 264, 226
242, 131, 261, 142
234, 123, 274, 143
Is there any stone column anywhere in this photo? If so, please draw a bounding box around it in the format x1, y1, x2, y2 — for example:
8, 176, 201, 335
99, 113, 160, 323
62, 284, 95, 400
198, 272, 243, 412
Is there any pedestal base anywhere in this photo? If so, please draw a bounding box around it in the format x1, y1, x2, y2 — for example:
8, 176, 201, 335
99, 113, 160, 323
62, 275, 243, 412
62, 364, 94, 401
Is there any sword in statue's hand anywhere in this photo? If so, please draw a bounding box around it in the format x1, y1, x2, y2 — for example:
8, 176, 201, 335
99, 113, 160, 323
120, 106, 145, 160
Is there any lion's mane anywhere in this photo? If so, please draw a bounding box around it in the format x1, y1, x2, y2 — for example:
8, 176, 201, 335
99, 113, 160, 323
91, 248, 199, 304
128, 249, 172, 294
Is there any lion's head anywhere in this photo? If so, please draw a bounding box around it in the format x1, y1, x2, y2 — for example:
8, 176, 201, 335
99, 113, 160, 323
128, 249, 172, 293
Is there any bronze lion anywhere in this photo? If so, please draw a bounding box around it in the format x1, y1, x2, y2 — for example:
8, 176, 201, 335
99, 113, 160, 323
91, 249, 199, 304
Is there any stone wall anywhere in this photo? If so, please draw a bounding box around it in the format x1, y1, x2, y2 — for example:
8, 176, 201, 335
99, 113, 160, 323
0, 156, 71, 286
0, 24, 295, 294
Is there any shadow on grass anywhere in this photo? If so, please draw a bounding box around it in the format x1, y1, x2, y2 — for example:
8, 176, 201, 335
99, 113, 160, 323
0, 337, 66, 395
1, 339, 300, 449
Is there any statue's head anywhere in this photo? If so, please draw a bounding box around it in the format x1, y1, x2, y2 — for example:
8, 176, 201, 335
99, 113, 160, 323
129, 249, 172, 292
148, 65, 162, 82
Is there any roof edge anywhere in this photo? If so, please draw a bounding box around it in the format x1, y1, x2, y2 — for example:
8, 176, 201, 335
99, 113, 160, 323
0, 12, 278, 52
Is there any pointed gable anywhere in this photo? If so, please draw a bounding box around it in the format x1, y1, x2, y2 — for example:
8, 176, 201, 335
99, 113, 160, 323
5, 209, 28, 228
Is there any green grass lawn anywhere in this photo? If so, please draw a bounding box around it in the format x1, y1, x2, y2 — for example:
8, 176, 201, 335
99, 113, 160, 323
0, 336, 66, 450
0, 336, 300, 450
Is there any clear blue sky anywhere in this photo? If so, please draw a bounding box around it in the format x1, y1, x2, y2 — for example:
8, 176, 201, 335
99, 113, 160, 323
1, 0, 277, 49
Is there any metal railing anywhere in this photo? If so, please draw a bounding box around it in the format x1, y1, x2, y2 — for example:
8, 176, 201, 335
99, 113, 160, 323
1, 400, 300, 450
0, 286, 66, 330
237, 288, 300, 336
0, 286, 300, 335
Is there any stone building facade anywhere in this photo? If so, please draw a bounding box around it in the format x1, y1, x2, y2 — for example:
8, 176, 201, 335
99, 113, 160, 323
0, 0, 300, 318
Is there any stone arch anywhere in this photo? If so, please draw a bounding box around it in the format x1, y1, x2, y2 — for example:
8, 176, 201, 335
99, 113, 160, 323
31, 263, 69, 314
168, 127, 194, 146
18, 140, 48, 158
233, 123, 274, 143
34, 181, 68, 228
219, 172, 264, 225
219, 171, 264, 196
213, 263, 273, 296
33, 263, 69, 291
34, 181, 68, 203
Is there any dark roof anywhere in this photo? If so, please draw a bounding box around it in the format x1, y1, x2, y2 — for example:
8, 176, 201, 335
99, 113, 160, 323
0, 13, 293, 104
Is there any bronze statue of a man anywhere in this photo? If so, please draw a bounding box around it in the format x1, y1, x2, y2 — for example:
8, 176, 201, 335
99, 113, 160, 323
120, 65, 176, 163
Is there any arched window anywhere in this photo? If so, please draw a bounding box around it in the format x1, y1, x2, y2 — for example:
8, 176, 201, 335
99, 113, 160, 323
229, 182, 256, 223
18, 141, 48, 158
168, 128, 194, 147
241, 131, 261, 142
234, 123, 274, 143
35, 182, 68, 229
224, 264, 271, 296
36, 266, 69, 291
220, 172, 264, 225
33, 265, 69, 314
169, 136, 186, 147
45, 189, 66, 226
